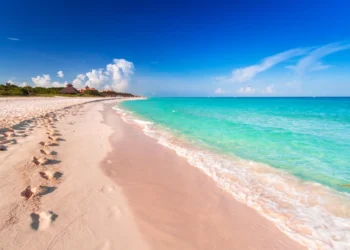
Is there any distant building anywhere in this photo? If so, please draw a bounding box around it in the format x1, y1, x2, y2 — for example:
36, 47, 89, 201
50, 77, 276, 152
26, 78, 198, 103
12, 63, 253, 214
60, 84, 80, 94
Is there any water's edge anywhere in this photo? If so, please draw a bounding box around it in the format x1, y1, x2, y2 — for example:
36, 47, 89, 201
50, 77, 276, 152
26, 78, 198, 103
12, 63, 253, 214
114, 100, 350, 250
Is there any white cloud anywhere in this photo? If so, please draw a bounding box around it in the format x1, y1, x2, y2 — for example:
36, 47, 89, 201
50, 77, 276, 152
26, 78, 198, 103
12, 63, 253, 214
73, 58, 134, 92
52, 81, 67, 87
238, 86, 257, 94
32, 74, 52, 87
31, 74, 67, 88
104, 85, 112, 91
214, 88, 224, 94
29, 58, 135, 92
231, 48, 308, 82
309, 62, 331, 72
19, 82, 28, 87
57, 70, 64, 78
219, 42, 350, 97
7, 80, 28, 87
85, 69, 108, 89
106, 59, 134, 92
72, 74, 86, 89
287, 42, 350, 76
237, 85, 277, 95
77, 74, 85, 80
7, 37, 20, 41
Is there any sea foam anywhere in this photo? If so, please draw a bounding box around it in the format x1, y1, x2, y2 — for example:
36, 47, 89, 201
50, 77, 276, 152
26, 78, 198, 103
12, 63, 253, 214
113, 104, 350, 250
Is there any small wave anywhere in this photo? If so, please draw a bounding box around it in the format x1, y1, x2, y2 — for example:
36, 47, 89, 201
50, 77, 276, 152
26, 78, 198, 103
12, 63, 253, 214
134, 119, 154, 126
114, 103, 350, 250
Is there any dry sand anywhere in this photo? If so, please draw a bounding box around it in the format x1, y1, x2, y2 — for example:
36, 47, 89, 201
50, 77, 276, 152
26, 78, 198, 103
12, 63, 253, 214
0, 98, 304, 250
0, 97, 103, 129
0, 98, 148, 250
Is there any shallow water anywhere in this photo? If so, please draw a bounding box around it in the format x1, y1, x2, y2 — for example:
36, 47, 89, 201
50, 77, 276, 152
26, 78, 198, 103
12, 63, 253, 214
118, 97, 350, 249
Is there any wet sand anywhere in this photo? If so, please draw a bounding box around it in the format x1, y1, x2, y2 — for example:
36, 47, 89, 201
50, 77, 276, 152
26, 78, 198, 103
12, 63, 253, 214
101, 102, 305, 250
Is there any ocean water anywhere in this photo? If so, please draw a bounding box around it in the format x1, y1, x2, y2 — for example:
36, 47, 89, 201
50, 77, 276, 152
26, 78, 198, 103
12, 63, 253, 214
116, 97, 350, 249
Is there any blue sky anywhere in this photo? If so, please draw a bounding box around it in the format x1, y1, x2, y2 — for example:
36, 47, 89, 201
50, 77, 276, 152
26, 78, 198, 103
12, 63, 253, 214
1, 0, 350, 96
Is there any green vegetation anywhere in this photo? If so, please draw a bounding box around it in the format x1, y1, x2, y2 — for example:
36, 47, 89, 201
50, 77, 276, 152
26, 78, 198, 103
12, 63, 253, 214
0, 83, 138, 97
0, 83, 64, 96
82, 89, 102, 96
100, 90, 138, 97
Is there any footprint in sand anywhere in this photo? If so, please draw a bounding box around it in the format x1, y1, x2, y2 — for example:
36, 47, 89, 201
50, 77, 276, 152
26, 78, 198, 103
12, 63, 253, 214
39, 170, 54, 180
30, 211, 58, 231
39, 171, 63, 181
48, 136, 62, 142
48, 131, 61, 137
2, 139, 17, 145
39, 146, 54, 155
46, 124, 57, 129
39, 141, 48, 146
21, 186, 37, 199
39, 141, 58, 147
4, 132, 16, 138
32, 156, 48, 165
15, 130, 28, 137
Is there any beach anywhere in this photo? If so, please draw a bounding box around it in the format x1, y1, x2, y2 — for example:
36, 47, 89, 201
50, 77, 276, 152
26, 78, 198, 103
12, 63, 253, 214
0, 97, 105, 129
0, 97, 304, 249
119, 97, 350, 249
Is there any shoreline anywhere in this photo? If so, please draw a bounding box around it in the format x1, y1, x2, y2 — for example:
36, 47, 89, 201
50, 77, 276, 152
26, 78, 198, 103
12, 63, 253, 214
116, 98, 350, 249
0, 98, 304, 249
101, 101, 304, 249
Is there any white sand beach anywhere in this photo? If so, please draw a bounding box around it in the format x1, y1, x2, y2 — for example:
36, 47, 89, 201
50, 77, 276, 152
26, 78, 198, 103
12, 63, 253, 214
0, 98, 304, 249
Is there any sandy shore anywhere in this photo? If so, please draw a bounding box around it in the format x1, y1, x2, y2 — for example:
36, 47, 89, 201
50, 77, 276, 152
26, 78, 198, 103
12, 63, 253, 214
0, 98, 304, 249
0, 98, 148, 250
0, 97, 104, 129
102, 101, 305, 250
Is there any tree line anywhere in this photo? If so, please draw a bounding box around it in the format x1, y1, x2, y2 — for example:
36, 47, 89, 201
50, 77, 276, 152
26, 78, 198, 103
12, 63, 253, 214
0, 83, 138, 97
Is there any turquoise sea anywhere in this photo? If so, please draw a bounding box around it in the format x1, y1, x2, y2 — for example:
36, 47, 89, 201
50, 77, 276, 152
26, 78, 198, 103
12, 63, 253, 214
117, 97, 350, 249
